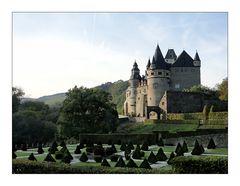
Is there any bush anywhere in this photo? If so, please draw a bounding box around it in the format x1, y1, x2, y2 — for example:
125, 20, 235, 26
111, 144, 117, 153
94, 146, 105, 156
60, 141, 66, 147
105, 147, 115, 156
28, 153, 37, 161
61, 154, 71, 164
101, 158, 110, 167
110, 155, 120, 162
37, 144, 44, 154
148, 151, 158, 164
48, 141, 58, 154
94, 155, 103, 163
13, 152, 17, 159
171, 156, 228, 174
126, 158, 138, 168
182, 141, 188, 153
115, 157, 125, 167
120, 143, 126, 151
200, 144, 205, 154
156, 148, 167, 161
55, 151, 64, 160
79, 152, 88, 162
128, 142, 134, 150
167, 152, 175, 165
191, 140, 204, 155
141, 141, 149, 151
207, 138, 216, 149
21, 143, 27, 151
132, 148, 142, 159
157, 138, 164, 146
79, 143, 85, 149
175, 143, 184, 156
74, 145, 81, 154
44, 153, 56, 162
124, 150, 131, 160
139, 159, 152, 169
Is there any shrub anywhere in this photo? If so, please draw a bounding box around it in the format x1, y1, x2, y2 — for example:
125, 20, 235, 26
117, 140, 121, 145
126, 158, 138, 168
200, 144, 205, 154
207, 138, 216, 149
167, 152, 175, 165
110, 155, 120, 162
156, 148, 167, 161
140, 151, 145, 157
21, 143, 27, 151
157, 138, 164, 146
182, 141, 188, 153
74, 145, 81, 154
141, 141, 149, 151
61, 154, 71, 164
79, 143, 85, 149
28, 153, 37, 161
191, 140, 204, 155
86, 147, 93, 153
94, 155, 103, 163
136, 144, 141, 151
128, 142, 134, 150
79, 152, 88, 162
13, 152, 17, 159
55, 151, 64, 160
132, 148, 142, 159
94, 146, 105, 156
59, 146, 68, 154
111, 144, 117, 153
101, 158, 110, 167
105, 147, 115, 156
120, 143, 126, 151
60, 141, 66, 147
48, 141, 58, 154
148, 151, 158, 164
44, 153, 56, 162
175, 143, 184, 156
37, 144, 44, 154
115, 157, 126, 167
139, 159, 152, 169
171, 156, 228, 174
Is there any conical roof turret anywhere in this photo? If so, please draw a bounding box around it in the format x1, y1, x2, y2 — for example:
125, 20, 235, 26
194, 51, 201, 61
153, 44, 170, 70
130, 61, 141, 80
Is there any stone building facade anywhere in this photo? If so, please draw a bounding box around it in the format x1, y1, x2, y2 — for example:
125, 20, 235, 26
123, 44, 201, 119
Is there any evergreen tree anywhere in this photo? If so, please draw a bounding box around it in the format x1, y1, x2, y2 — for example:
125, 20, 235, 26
60, 141, 66, 147
182, 141, 188, 153
48, 141, 58, 154
28, 153, 37, 161
207, 138, 216, 149
128, 141, 134, 150
44, 153, 56, 162
200, 144, 205, 154
110, 155, 120, 162
126, 158, 138, 168
111, 144, 117, 153
120, 143, 126, 151
94, 155, 103, 163
191, 140, 204, 155
167, 152, 175, 165
141, 141, 149, 151
157, 138, 164, 146
148, 151, 158, 164
124, 149, 131, 160
132, 147, 142, 159
61, 154, 71, 164
115, 157, 125, 167
175, 143, 184, 156
79, 142, 85, 149
74, 145, 82, 154
156, 148, 167, 161
37, 144, 44, 154
101, 158, 111, 167
55, 151, 64, 160
139, 159, 152, 169
79, 152, 88, 162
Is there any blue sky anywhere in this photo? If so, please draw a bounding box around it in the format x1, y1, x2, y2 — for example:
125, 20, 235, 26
13, 12, 227, 98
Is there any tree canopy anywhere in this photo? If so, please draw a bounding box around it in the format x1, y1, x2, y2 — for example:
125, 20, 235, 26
58, 86, 119, 138
12, 87, 25, 113
217, 78, 228, 101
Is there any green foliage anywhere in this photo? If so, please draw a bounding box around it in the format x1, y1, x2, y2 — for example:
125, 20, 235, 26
48, 141, 58, 154
132, 147, 142, 159
207, 138, 216, 149
148, 151, 158, 164
44, 153, 56, 162
182, 141, 188, 153
120, 143, 126, 151
171, 156, 228, 174
74, 145, 81, 154
156, 148, 167, 161
59, 86, 119, 138
111, 144, 117, 153
167, 152, 176, 165
126, 158, 138, 168
117, 140, 121, 145
216, 78, 228, 101
79, 152, 88, 162
157, 137, 164, 146
61, 154, 71, 164
141, 141, 149, 151
21, 143, 27, 151
60, 141, 66, 147
94, 155, 103, 163
79, 143, 85, 149
167, 113, 203, 120
37, 144, 44, 154
191, 140, 204, 155
175, 143, 184, 156
128, 141, 135, 150
27, 153, 36, 161
101, 158, 111, 167
139, 159, 152, 169
94, 146, 105, 156
12, 87, 25, 113
55, 151, 64, 160
115, 157, 126, 167
13, 152, 17, 159
110, 155, 120, 162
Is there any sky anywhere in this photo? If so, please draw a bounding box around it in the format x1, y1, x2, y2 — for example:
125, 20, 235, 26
13, 12, 228, 98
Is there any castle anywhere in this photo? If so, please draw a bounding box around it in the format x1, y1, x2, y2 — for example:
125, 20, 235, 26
123, 44, 201, 119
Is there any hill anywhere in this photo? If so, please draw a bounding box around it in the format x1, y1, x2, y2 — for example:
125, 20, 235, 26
23, 80, 128, 113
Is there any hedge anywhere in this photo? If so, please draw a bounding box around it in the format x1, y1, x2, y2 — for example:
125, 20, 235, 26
171, 156, 228, 174
12, 159, 172, 174
208, 112, 228, 120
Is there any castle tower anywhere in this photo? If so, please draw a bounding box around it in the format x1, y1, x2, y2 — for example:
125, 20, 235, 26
146, 45, 170, 106
193, 51, 201, 67
165, 49, 177, 64
124, 61, 141, 116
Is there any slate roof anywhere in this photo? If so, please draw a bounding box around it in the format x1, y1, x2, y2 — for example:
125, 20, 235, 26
194, 51, 201, 61
152, 45, 171, 70
165, 49, 177, 60
172, 50, 194, 67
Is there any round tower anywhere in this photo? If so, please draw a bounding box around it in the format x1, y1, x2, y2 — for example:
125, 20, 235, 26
124, 61, 141, 116
146, 45, 170, 106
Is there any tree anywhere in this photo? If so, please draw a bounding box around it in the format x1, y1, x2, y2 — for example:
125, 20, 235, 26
207, 138, 216, 149
28, 153, 37, 161
59, 86, 119, 138
12, 87, 24, 113
156, 148, 167, 161
191, 140, 204, 155
217, 78, 228, 101
182, 141, 188, 153
115, 157, 125, 167
139, 159, 152, 169
148, 151, 158, 164
101, 158, 111, 167
79, 152, 88, 162
126, 158, 138, 168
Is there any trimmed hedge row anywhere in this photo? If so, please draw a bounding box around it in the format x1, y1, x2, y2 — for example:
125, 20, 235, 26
209, 112, 228, 120
12, 159, 172, 174
171, 156, 228, 174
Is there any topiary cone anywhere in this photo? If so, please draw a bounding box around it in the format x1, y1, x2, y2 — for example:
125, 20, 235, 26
101, 158, 111, 167
115, 157, 125, 167
132, 148, 142, 159
182, 141, 188, 153
157, 138, 164, 146
74, 145, 81, 154
191, 140, 204, 155
141, 141, 149, 151
120, 143, 126, 151
28, 153, 37, 161
126, 158, 138, 168
175, 143, 184, 156
167, 152, 175, 165
207, 138, 216, 149
79, 152, 88, 162
61, 154, 71, 164
148, 151, 158, 163
139, 159, 152, 169
44, 153, 56, 162
156, 148, 167, 161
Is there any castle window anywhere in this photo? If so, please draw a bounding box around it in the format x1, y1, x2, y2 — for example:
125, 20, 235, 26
151, 72, 154, 75
166, 73, 169, 76
158, 72, 162, 75
162, 102, 165, 106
